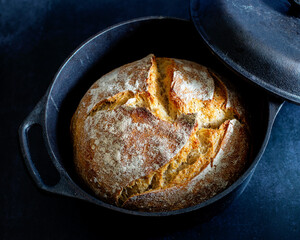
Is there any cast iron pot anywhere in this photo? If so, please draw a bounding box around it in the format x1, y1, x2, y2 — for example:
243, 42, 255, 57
19, 17, 283, 219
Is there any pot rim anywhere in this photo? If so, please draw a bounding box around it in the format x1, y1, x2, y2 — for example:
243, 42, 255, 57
38, 16, 280, 217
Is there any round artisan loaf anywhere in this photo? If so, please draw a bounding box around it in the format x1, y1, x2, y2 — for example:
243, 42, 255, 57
71, 54, 250, 212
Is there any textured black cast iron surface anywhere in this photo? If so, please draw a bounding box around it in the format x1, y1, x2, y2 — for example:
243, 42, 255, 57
191, 0, 300, 104
1, 0, 300, 239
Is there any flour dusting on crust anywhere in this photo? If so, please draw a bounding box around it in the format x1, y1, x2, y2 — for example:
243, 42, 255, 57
84, 106, 197, 197
172, 59, 214, 103
86, 54, 155, 113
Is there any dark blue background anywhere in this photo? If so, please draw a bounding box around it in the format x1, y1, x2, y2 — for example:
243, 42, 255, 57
1, 0, 300, 239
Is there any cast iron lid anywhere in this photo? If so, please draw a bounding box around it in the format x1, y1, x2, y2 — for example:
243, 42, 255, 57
190, 0, 300, 104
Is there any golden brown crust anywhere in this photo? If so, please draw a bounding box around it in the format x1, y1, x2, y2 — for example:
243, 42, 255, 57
71, 54, 250, 211
122, 119, 249, 211
74, 106, 197, 204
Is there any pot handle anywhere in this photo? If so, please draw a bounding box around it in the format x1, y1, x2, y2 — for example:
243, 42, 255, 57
19, 96, 81, 198
268, 96, 284, 127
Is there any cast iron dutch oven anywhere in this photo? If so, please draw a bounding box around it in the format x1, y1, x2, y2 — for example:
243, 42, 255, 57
19, 0, 300, 220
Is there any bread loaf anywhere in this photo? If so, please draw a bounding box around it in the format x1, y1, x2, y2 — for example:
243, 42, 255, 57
71, 54, 250, 212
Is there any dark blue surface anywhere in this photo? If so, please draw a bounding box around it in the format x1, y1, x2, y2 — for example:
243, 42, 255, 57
1, 0, 300, 239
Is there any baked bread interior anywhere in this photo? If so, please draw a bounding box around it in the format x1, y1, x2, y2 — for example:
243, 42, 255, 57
71, 54, 250, 212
